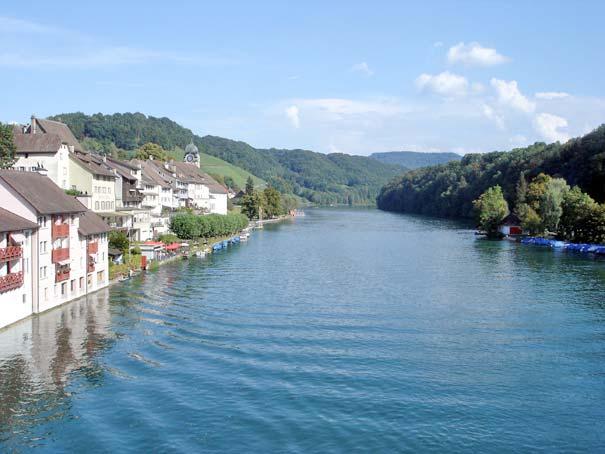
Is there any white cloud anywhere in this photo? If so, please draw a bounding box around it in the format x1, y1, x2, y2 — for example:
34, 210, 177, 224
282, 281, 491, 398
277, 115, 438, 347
447, 42, 509, 66
416, 71, 468, 97
533, 113, 570, 143
490, 78, 535, 113
297, 98, 404, 117
481, 103, 505, 130
351, 62, 374, 76
535, 91, 570, 100
285, 105, 300, 128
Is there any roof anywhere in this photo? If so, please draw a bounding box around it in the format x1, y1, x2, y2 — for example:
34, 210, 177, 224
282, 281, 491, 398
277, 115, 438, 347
104, 157, 139, 181
71, 152, 116, 178
172, 162, 228, 194
78, 210, 112, 236
0, 171, 87, 215
106, 156, 140, 171
135, 160, 171, 188
0, 207, 38, 232
13, 133, 63, 154
500, 213, 522, 226
108, 247, 123, 256
31, 118, 82, 151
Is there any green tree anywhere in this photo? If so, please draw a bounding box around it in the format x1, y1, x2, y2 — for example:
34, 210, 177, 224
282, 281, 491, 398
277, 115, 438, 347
241, 191, 264, 220
517, 203, 542, 235
136, 142, 168, 161
539, 177, 569, 233
245, 176, 254, 194
109, 231, 130, 254
473, 185, 509, 237
263, 187, 282, 218
0, 123, 16, 169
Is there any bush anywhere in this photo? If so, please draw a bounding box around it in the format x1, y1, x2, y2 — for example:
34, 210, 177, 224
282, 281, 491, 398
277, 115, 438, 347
170, 213, 248, 239
158, 233, 179, 243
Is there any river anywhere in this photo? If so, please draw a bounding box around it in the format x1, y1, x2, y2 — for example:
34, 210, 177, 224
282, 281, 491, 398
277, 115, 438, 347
1, 208, 605, 452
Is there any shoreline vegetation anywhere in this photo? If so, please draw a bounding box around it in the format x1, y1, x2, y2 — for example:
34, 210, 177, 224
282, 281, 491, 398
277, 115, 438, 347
378, 125, 605, 252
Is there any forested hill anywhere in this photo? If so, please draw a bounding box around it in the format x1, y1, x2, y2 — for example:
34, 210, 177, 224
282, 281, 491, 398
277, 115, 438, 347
377, 125, 605, 218
370, 151, 461, 169
49, 112, 405, 205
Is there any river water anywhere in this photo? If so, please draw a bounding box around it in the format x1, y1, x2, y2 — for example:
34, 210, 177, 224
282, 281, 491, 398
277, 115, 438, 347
1, 208, 605, 452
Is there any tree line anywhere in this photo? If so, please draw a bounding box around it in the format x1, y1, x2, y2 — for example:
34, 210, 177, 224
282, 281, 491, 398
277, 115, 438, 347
378, 125, 605, 218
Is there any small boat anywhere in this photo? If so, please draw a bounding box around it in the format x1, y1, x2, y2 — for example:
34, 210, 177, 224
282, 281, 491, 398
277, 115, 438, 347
212, 243, 223, 251
195, 251, 206, 258
222, 240, 229, 248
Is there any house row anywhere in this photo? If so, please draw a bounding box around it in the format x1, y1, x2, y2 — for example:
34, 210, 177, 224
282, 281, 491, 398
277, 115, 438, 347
0, 170, 110, 330
11, 116, 229, 241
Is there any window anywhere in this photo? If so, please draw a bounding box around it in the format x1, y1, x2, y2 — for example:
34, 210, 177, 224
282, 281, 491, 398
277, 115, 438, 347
97, 270, 104, 283
61, 282, 67, 296
87, 274, 92, 288
40, 266, 46, 279
70, 279, 75, 292
22, 294, 26, 304
95, 202, 99, 210
80, 277, 84, 289
44, 287, 48, 301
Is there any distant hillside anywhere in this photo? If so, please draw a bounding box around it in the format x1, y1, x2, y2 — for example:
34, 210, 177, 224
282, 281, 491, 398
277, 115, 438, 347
370, 151, 461, 169
49, 112, 405, 205
377, 125, 605, 218
199, 136, 405, 205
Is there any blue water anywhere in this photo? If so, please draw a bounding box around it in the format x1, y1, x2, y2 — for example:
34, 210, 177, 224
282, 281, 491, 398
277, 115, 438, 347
1, 208, 605, 452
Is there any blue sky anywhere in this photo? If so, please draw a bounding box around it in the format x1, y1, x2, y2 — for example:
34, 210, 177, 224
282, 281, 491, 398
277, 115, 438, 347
2, 1, 604, 155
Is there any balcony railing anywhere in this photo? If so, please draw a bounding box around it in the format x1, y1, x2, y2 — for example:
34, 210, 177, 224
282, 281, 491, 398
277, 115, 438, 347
56, 266, 70, 282
51, 247, 69, 263
52, 223, 70, 240
0, 271, 23, 293
0, 246, 22, 262
87, 242, 98, 254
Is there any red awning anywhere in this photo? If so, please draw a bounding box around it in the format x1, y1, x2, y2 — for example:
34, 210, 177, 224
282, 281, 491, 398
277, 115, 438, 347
165, 243, 180, 251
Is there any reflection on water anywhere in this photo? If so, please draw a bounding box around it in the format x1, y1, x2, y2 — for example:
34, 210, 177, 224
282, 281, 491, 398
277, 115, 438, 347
0, 290, 112, 447
0, 208, 605, 452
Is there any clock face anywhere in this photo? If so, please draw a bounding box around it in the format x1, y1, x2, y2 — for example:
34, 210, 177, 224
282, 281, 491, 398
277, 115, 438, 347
185, 153, 194, 162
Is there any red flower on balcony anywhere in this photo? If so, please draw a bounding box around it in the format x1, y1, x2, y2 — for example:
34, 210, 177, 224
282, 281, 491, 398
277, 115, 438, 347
0, 271, 24, 293
55, 265, 70, 282
0, 246, 22, 262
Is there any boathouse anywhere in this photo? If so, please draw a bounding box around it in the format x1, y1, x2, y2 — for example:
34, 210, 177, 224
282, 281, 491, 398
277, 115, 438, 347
499, 213, 523, 236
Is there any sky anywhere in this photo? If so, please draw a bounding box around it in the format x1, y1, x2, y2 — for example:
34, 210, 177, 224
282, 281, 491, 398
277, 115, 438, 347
1, 1, 605, 156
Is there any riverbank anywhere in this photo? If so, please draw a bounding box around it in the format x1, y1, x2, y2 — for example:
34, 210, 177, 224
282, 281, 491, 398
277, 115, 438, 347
108, 214, 294, 283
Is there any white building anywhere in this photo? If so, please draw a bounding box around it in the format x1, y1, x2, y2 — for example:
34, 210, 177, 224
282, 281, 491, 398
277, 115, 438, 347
69, 151, 117, 212
0, 171, 111, 329
0, 207, 38, 329
12, 116, 76, 190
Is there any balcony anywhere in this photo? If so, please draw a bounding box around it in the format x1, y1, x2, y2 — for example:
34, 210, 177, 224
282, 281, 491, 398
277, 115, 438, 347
55, 266, 70, 282
88, 256, 95, 273
0, 271, 23, 293
51, 247, 69, 263
52, 223, 70, 240
87, 242, 98, 254
0, 246, 22, 262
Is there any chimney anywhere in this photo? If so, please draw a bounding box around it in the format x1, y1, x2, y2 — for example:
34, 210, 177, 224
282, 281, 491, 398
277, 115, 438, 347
31, 114, 36, 134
